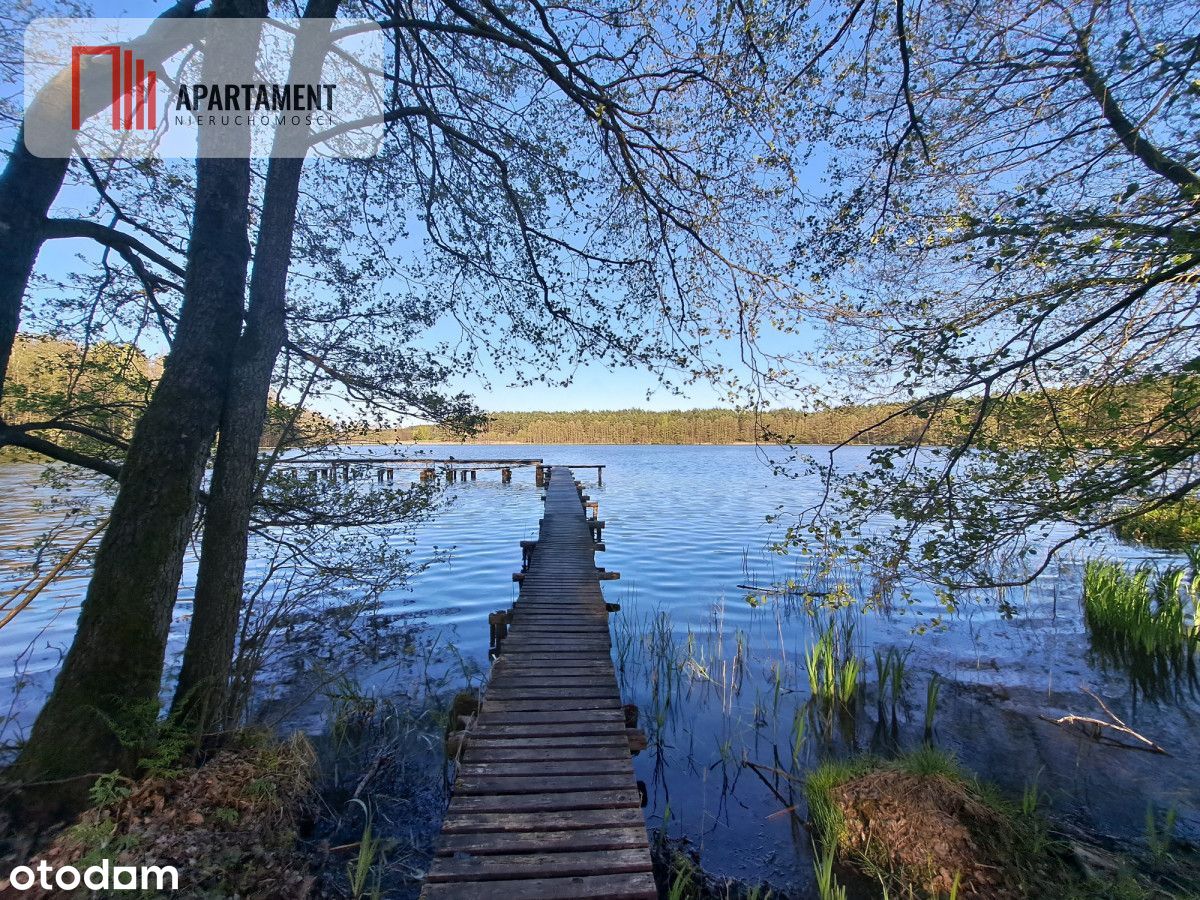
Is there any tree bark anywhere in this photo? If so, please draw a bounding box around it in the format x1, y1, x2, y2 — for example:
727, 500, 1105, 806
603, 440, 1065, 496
171, 0, 339, 732
0, 1, 200, 407
8, 0, 263, 817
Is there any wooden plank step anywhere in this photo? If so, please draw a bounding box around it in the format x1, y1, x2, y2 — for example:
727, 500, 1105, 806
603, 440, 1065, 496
477, 710, 622, 727
421, 872, 657, 899
466, 734, 629, 750
458, 759, 632, 777
436, 826, 647, 856
452, 773, 634, 795
481, 698, 621, 713
484, 688, 620, 702
445, 788, 642, 813
425, 848, 651, 883
440, 807, 647, 834
464, 745, 630, 764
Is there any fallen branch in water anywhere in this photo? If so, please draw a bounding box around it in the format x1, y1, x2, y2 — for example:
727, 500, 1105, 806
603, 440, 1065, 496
1039, 688, 1169, 755
737, 585, 830, 597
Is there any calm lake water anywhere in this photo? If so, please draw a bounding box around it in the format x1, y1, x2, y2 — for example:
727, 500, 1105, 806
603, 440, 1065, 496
2, 444, 1198, 893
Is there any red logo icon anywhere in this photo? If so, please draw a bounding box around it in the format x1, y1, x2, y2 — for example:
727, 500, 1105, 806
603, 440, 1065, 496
71, 45, 156, 131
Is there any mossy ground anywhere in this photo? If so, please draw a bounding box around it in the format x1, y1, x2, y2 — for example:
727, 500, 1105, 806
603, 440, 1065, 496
15, 731, 317, 898
804, 748, 1200, 900
1114, 500, 1200, 550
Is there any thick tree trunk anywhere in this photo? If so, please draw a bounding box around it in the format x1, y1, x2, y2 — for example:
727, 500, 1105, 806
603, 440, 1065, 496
8, 0, 263, 817
171, 0, 339, 732
170, 157, 303, 730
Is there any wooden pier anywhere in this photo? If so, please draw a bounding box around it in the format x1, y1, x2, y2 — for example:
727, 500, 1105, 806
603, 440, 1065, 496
421, 466, 654, 899
275, 456, 604, 486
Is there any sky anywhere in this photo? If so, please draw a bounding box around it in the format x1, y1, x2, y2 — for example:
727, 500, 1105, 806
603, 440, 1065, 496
14, 0, 821, 417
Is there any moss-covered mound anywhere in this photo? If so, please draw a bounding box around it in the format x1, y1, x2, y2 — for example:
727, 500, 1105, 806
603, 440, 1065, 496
806, 749, 1047, 899
28, 732, 316, 898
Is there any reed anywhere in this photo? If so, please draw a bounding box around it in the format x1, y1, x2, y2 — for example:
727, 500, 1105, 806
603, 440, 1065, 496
1082, 560, 1198, 653
813, 839, 847, 900
923, 673, 941, 742
805, 621, 862, 710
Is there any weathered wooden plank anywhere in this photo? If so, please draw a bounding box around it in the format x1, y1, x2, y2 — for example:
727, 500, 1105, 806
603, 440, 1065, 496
481, 698, 622, 713
458, 759, 632, 777
466, 734, 628, 750
484, 688, 620, 702
440, 807, 647, 834
444, 788, 642, 813
463, 745, 629, 764
468, 722, 624, 740
477, 710, 623, 727
425, 848, 652, 882
436, 826, 647, 856
421, 872, 657, 899
453, 773, 635, 795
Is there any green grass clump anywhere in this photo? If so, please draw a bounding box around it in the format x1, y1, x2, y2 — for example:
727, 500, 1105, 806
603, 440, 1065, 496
805, 621, 862, 709
1082, 560, 1198, 656
1113, 499, 1200, 549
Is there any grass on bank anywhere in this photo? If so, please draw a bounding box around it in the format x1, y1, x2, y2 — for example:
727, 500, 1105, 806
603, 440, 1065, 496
31, 730, 317, 898
1113, 500, 1200, 550
805, 748, 1199, 900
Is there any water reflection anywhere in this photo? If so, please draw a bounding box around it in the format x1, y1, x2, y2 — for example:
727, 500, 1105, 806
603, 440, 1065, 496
2, 445, 1199, 891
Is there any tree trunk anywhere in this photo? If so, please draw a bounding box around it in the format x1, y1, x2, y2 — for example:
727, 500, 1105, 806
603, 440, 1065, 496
171, 0, 339, 732
169, 159, 303, 730
8, 0, 263, 818
0, 145, 68, 406
0, 1, 200, 405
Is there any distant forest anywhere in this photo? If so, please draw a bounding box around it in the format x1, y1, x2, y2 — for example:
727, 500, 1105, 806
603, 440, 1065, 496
367, 406, 932, 445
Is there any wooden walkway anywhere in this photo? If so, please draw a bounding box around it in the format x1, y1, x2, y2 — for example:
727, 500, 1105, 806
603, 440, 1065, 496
421, 466, 655, 899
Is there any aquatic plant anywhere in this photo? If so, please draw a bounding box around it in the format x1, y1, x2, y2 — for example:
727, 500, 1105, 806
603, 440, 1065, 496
346, 799, 383, 900
813, 839, 847, 900
923, 673, 942, 742
873, 646, 910, 720
805, 621, 862, 710
1083, 560, 1198, 651
1145, 802, 1178, 865
1082, 559, 1200, 699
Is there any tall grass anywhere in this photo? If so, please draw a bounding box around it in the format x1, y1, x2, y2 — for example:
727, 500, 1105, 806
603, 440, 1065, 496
1082, 559, 1200, 699
1082, 560, 1198, 652
805, 620, 862, 709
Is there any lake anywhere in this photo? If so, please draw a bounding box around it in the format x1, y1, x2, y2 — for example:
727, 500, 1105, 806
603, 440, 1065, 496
2, 444, 1197, 892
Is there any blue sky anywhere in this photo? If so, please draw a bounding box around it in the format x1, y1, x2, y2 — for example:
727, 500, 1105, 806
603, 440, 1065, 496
17, 1, 816, 416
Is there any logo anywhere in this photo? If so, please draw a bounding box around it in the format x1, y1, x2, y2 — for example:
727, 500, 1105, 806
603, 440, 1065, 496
71, 45, 156, 131
24, 18, 385, 159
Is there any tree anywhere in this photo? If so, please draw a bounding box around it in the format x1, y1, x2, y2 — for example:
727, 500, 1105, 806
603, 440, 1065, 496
766, 0, 1200, 591
5, 0, 820, 812
9, 0, 266, 814
0, 1, 202, 412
